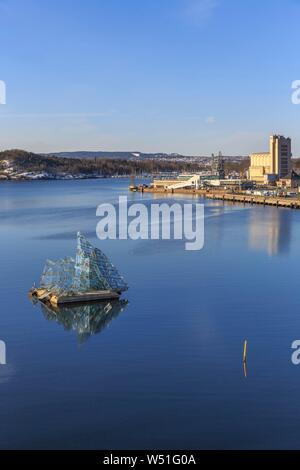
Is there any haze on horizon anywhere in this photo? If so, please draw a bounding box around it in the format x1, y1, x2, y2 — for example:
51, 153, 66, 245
0, 0, 300, 156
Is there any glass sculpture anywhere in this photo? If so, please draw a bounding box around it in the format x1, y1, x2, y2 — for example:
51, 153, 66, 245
40, 232, 128, 295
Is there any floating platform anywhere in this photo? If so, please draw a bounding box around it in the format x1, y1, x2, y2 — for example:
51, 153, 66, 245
30, 288, 120, 306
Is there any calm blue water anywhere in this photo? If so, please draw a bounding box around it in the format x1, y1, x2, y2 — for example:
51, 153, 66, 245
0, 179, 300, 449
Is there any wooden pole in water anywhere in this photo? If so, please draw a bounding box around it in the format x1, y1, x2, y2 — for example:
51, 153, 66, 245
243, 340, 247, 363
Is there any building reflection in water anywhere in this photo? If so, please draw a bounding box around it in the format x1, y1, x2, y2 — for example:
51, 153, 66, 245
248, 208, 292, 255
38, 299, 128, 343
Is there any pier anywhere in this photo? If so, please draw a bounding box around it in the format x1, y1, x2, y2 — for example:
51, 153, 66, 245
131, 186, 300, 209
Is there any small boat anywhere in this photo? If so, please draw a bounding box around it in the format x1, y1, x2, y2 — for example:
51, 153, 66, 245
30, 232, 128, 306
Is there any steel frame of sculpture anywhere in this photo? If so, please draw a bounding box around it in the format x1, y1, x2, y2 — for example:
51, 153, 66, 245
40, 232, 128, 295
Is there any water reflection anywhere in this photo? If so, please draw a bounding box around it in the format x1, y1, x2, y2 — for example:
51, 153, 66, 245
248, 208, 292, 255
38, 300, 128, 343
243, 362, 247, 379
0, 364, 16, 384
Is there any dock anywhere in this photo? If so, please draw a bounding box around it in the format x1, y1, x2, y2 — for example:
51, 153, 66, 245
131, 186, 300, 209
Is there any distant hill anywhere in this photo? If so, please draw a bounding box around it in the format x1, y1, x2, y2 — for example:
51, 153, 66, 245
0, 149, 205, 180
45, 151, 138, 159
4, 148, 292, 181
44, 151, 178, 160
45, 151, 251, 164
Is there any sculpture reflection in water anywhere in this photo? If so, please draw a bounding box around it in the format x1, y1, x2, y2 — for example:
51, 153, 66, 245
35, 298, 128, 343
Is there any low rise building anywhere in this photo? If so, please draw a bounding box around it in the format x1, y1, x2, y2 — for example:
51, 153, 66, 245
276, 170, 300, 188
153, 174, 201, 190
204, 178, 253, 190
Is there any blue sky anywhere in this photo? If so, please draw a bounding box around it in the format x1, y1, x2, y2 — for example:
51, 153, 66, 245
0, 0, 300, 155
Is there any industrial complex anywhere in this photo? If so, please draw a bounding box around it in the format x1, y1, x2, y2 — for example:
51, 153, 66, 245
147, 135, 300, 192
131, 135, 300, 208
